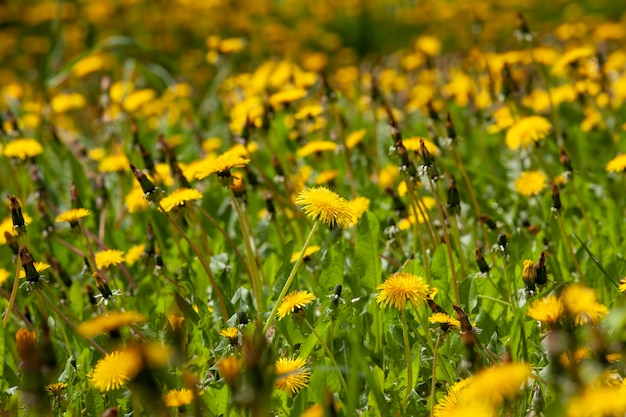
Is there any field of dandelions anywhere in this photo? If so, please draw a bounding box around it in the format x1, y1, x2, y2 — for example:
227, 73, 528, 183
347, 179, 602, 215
1, 1, 626, 416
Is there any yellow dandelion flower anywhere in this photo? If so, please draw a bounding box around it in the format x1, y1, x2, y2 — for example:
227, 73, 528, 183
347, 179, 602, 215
277, 290, 316, 320
416, 35, 441, 56
202, 137, 222, 153
429, 312, 461, 331
18, 262, 50, 279
95, 249, 125, 269
160, 188, 203, 212
567, 386, 626, 417
55, 208, 91, 225
291, 245, 321, 263
346, 196, 370, 227
217, 356, 240, 386
505, 116, 551, 150
123, 89, 156, 113
561, 284, 608, 325
88, 148, 106, 161
220, 327, 239, 339
125, 187, 149, 213
125, 244, 145, 265
51, 93, 87, 113
301, 404, 324, 417
514, 170, 547, 196
71, 53, 111, 78
275, 357, 311, 395
606, 154, 626, 173
402, 137, 441, 156
167, 314, 185, 330
268, 88, 308, 107
314, 170, 339, 185
195, 150, 250, 180
90, 349, 143, 392
345, 129, 366, 149
376, 272, 430, 310
294, 104, 324, 120
99, 154, 130, 173
295, 187, 354, 228
526, 295, 563, 325
77, 311, 146, 337
3, 138, 43, 160
297, 140, 338, 158
163, 388, 194, 408
619, 277, 626, 293
551, 46, 595, 75
433, 378, 473, 417
458, 362, 531, 409
0, 268, 10, 286
46, 382, 68, 397
560, 347, 590, 368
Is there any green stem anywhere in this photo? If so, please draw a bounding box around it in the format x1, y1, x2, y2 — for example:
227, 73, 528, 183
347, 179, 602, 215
303, 319, 348, 393
161, 207, 230, 323
556, 214, 585, 284
502, 256, 516, 309
229, 190, 263, 310
263, 221, 319, 334
430, 334, 442, 416
401, 309, 413, 406
3, 255, 22, 327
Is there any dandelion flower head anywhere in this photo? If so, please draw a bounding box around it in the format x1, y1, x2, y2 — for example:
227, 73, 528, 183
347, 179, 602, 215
561, 284, 608, 325
606, 154, 626, 173
429, 312, 461, 331
160, 188, 203, 212
3, 138, 43, 160
274, 357, 311, 395
55, 208, 91, 225
505, 116, 551, 150
277, 290, 316, 320
526, 295, 563, 325
376, 272, 430, 310
514, 170, 548, 196
163, 388, 194, 408
89, 348, 143, 392
95, 249, 125, 269
78, 311, 146, 337
295, 187, 354, 228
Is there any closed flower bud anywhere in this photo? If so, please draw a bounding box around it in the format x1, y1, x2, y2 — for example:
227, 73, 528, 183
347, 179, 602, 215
453, 305, 473, 333
130, 164, 161, 203
427, 297, 446, 314
551, 182, 562, 212
138, 143, 155, 172
5, 231, 19, 255
8, 195, 27, 236
93, 272, 112, 300
522, 260, 537, 292
475, 249, 490, 273
445, 112, 456, 140
446, 176, 461, 215
559, 148, 573, 173
70, 183, 83, 210
479, 213, 497, 230
19, 247, 41, 283
536, 252, 548, 286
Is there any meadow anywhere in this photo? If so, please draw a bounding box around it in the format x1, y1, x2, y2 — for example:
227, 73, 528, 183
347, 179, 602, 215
1, 0, 626, 416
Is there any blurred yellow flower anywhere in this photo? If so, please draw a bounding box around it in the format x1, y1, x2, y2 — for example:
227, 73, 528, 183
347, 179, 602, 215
163, 388, 194, 408
160, 188, 203, 212
527, 295, 563, 325
268, 88, 307, 106
505, 116, 551, 150
90, 349, 143, 392
3, 138, 43, 160
606, 154, 626, 173
514, 170, 547, 196
51, 92, 86, 113
291, 245, 321, 263
78, 311, 146, 337
95, 249, 125, 269
125, 244, 146, 265
561, 284, 608, 326
297, 140, 337, 158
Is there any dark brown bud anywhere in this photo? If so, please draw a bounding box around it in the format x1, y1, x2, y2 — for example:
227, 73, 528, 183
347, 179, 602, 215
19, 247, 41, 283
559, 148, 573, 173
70, 183, 83, 209
536, 252, 548, 286
475, 249, 490, 273
445, 112, 456, 140
130, 164, 160, 203
551, 182, 562, 212
453, 305, 473, 333
446, 176, 460, 215
427, 297, 446, 314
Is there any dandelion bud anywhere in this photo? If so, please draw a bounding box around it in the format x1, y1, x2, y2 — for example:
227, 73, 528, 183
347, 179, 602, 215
331, 284, 343, 309
138, 143, 155, 172
453, 305, 473, 333
516, 11, 532, 41
551, 182, 562, 212
131, 119, 139, 145
427, 297, 446, 314
237, 311, 249, 325
16, 329, 37, 362
8, 195, 27, 236
445, 112, 456, 140
497, 233, 507, 248
263, 192, 275, 216
536, 252, 548, 286
7, 110, 20, 134
446, 176, 461, 215
478, 214, 496, 230
130, 164, 161, 204
522, 260, 537, 292
419, 138, 434, 167
231, 176, 246, 200
86, 285, 98, 306
559, 148, 573, 173
501, 64, 517, 98
93, 272, 112, 300
427, 100, 439, 121
70, 183, 83, 210
475, 249, 490, 273
19, 247, 41, 283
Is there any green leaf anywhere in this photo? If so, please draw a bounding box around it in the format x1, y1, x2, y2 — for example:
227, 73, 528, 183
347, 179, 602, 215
319, 242, 344, 291
356, 212, 381, 290
85, 389, 105, 417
